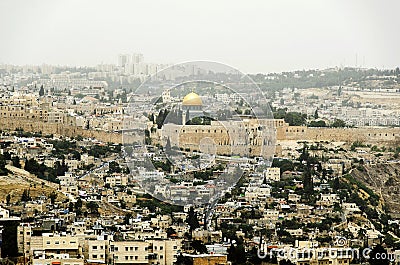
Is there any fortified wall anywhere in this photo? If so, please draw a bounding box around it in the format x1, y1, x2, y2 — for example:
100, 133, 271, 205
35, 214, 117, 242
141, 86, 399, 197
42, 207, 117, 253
1, 117, 400, 146
0, 118, 126, 143
278, 126, 400, 144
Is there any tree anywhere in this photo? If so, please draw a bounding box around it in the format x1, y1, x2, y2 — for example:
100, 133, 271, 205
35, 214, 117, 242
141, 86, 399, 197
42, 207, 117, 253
55, 160, 68, 176
332, 177, 340, 190
227, 243, 246, 264
108, 161, 122, 174
368, 244, 390, 265
309, 120, 326, 127
166, 227, 176, 237
191, 240, 208, 254
71, 150, 81, 160
21, 189, 31, 202
86, 201, 99, 215
274, 109, 307, 126
75, 198, 83, 215
68, 202, 74, 212
0, 154, 8, 175
156, 109, 169, 129
39, 85, 45, 96
331, 119, 346, 128
24, 158, 39, 173
175, 254, 193, 265
124, 212, 132, 225
49, 192, 57, 205
186, 207, 200, 232
6, 194, 11, 205
11, 156, 21, 168
314, 108, 319, 119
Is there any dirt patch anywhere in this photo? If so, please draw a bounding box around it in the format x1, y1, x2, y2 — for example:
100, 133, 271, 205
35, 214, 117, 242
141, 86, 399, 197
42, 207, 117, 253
351, 162, 400, 213
0, 174, 59, 204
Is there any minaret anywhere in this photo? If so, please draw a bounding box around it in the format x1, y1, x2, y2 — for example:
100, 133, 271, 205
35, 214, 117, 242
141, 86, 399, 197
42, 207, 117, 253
182, 109, 186, 125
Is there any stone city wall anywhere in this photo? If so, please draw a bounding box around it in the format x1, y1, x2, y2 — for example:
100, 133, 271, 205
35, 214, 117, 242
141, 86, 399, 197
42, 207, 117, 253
0, 118, 126, 143
1, 117, 400, 147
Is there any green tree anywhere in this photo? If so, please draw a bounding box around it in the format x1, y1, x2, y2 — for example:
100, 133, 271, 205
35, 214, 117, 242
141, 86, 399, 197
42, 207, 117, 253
39, 85, 45, 96
186, 207, 200, 232
369, 244, 389, 265
175, 254, 193, 265
166, 227, 177, 237
68, 202, 74, 212
6, 194, 11, 205
331, 119, 346, 128
309, 120, 326, 127
75, 198, 83, 215
49, 192, 57, 204
108, 161, 122, 174
227, 243, 246, 264
21, 189, 31, 202
86, 201, 99, 215
11, 156, 21, 168
191, 240, 208, 254
124, 212, 133, 225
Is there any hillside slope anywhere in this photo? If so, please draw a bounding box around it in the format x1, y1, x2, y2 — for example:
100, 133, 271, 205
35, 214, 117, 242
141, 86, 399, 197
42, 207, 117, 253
351, 162, 400, 214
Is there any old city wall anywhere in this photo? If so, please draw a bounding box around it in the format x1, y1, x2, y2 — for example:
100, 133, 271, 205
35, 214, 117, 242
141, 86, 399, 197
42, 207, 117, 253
278, 126, 400, 144
1, 117, 400, 146
0, 118, 127, 143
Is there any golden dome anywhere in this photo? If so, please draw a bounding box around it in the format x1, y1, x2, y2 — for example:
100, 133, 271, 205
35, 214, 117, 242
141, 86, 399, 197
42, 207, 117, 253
182, 92, 202, 106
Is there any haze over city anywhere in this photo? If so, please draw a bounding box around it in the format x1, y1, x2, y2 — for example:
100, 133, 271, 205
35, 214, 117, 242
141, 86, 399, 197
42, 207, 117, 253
1, 2, 400, 265
0, 0, 399, 73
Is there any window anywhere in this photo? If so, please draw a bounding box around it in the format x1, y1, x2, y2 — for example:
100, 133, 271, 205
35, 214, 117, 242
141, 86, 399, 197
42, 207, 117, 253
160, 255, 164, 259
92, 255, 97, 259
173, 246, 177, 249
125, 247, 128, 251
93, 246, 98, 250
135, 247, 138, 251
160, 246, 163, 250
125, 256, 128, 260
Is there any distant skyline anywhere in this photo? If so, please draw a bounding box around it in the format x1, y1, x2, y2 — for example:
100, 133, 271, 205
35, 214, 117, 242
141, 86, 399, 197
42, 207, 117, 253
0, 0, 399, 73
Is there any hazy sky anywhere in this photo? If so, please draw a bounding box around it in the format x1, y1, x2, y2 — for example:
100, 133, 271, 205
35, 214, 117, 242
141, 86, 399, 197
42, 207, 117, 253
0, 0, 398, 73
